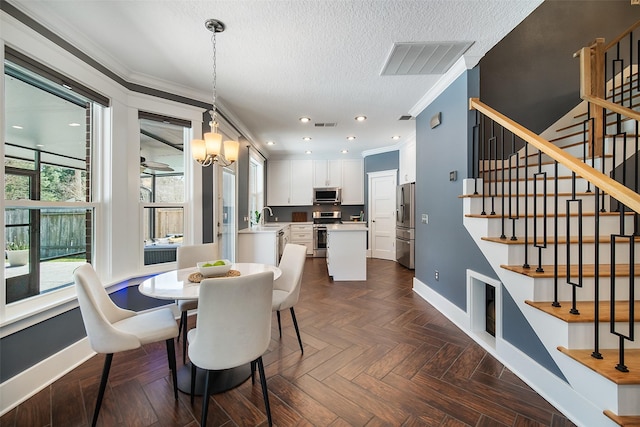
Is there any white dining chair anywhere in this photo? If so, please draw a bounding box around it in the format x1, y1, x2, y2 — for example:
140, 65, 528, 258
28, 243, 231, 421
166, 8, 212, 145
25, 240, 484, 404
272, 243, 307, 353
176, 242, 218, 364
188, 271, 274, 426
73, 263, 178, 427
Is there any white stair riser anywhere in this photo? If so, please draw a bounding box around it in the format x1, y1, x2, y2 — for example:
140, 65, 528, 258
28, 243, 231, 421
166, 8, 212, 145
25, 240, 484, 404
467, 194, 601, 216
567, 322, 640, 350
477, 214, 634, 239
514, 276, 638, 303
479, 177, 593, 194
479, 158, 612, 181
501, 241, 640, 265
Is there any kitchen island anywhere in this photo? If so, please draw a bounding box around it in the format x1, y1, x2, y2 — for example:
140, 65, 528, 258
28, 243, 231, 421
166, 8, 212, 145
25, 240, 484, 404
326, 223, 367, 281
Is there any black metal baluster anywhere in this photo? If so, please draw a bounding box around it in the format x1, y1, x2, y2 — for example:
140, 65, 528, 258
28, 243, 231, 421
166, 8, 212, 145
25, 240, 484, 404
500, 127, 506, 239
533, 151, 546, 273
592, 186, 602, 360
523, 142, 530, 269
567, 173, 582, 315
553, 161, 560, 308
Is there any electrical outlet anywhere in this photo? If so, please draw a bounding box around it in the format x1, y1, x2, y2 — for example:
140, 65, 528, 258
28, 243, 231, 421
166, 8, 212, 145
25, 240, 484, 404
435, 270, 439, 281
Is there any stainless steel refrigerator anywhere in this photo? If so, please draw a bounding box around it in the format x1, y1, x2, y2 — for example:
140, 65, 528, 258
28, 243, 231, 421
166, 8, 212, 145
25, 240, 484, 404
396, 182, 415, 269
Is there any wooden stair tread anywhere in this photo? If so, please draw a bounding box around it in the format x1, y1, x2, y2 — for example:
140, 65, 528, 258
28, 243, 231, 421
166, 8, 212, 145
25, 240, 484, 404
501, 263, 640, 278
557, 347, 640, 385
482, 235, 640, 245
604, 409, 640, 427
525, 300, 640, 322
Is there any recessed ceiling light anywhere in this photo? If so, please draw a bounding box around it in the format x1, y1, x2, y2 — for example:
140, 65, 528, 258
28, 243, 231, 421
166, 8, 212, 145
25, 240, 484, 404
302, 137, 312, 141
355, 115, 367, 122
68, 123, 81, 127
346, 136, 356, 141
299, 117, 311, 123
305, 150, 312, 154
36, 144, 44, 147
12, 125, 23, 129
266, 140, 275, 145
391, 135, 401, 140
341, 149, 348, 154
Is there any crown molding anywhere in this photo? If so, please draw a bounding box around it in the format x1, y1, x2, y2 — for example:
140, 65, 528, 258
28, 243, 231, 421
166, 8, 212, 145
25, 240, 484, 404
408, 55, 481, 118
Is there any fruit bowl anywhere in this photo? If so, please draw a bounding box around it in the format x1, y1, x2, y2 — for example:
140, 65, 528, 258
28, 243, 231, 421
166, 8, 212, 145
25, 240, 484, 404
197, 260, 232, 277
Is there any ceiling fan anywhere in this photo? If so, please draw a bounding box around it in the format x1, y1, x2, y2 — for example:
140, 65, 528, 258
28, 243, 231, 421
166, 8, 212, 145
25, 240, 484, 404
140, 156, 174, 172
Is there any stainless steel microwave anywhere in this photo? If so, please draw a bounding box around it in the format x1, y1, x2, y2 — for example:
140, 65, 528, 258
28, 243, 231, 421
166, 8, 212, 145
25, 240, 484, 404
313, 187, 341, 204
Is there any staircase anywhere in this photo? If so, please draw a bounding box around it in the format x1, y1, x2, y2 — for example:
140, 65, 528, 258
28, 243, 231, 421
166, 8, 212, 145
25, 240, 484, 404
464, 23, 640, 427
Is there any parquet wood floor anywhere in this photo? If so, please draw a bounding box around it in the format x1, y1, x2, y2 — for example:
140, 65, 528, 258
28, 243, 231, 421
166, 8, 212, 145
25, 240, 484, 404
1, 258, 576, 426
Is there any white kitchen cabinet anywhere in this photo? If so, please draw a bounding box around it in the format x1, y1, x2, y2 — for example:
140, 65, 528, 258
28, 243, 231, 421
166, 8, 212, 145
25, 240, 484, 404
289, 223, 313, 255
399, 137, 416, 184
340, 159, 364, 204
313, 159, 342, 188
267, 160, 313, 206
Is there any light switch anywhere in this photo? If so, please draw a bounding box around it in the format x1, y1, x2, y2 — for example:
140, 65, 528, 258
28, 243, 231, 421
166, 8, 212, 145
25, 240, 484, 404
421, 214, 428, 224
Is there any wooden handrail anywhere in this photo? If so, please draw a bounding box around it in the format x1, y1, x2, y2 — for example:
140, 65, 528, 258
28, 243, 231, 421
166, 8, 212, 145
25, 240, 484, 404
583, 94, 640, 122
604, 19, 640, 51
469, 98, 640, 215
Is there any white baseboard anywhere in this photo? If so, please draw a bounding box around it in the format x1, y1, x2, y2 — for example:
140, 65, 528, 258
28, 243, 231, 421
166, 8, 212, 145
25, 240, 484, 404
0, 337, 95, 416
412, 277, 616, 427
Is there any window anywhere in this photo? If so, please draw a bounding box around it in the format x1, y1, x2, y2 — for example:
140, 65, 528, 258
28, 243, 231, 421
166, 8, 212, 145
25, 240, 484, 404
139, 116, 188, 266
248, 149, 265, 220
4, 57, 102, 304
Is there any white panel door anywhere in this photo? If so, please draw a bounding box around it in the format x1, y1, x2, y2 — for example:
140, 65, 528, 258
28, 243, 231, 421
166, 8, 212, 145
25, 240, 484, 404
368, 170, 397, 260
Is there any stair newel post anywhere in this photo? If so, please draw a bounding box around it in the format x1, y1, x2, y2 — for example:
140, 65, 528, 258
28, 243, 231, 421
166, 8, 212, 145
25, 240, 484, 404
552, 161, 561, 308
500, 127, 506, 239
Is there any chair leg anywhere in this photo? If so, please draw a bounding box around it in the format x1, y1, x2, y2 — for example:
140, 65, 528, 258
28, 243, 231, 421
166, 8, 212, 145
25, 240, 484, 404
256, 356, 272, 427
251, 360, 256, 384
165, 338, 178, 400
181, 311, 188, 364
190, 363, 196, 405
177, 309, 184, 342
276, 310, 282, 337
92, 353, 113, 427
201, 370, 213, 427
290, 307, 304, 354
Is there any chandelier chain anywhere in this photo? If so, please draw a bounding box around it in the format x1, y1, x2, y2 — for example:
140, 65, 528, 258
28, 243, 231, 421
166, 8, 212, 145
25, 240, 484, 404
211, 30, 217, 127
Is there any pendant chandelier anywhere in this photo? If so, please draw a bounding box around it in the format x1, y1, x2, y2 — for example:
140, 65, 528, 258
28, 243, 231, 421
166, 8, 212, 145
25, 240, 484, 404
191, 19, 239, 167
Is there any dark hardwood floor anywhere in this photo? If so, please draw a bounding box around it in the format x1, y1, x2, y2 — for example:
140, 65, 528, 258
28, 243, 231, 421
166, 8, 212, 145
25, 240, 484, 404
1, 258, 576, 426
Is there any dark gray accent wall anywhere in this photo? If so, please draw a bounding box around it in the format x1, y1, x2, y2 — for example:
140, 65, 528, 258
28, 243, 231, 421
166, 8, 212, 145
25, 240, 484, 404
416, 69, 493, 310
416, 69, 564, 378
480, 0, 639, 134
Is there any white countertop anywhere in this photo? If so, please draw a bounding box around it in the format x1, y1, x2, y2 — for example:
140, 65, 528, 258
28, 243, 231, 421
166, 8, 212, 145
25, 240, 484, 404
326, 223, 368, 231
238, 224, 287, 233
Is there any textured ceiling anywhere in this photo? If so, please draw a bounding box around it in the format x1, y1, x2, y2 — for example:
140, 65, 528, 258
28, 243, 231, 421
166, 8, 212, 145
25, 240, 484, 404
8, 0, 543, 159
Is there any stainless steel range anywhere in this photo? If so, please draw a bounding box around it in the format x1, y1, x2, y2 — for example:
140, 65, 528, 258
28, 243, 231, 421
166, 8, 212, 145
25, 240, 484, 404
312, 211, 341, 257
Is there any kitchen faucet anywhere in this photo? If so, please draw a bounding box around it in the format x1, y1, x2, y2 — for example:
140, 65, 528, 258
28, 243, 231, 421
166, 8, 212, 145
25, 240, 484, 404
260, 206, 273, 225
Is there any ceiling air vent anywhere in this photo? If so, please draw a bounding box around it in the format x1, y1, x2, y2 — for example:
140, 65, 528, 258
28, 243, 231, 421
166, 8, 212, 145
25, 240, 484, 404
314, 122, 337, 127
398, 115, 414, 121
381, 41, 474, 75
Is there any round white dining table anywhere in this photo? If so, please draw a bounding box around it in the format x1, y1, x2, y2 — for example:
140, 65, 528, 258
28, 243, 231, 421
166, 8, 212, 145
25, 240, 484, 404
138, 262, 281, 301
138, 262, 282, 395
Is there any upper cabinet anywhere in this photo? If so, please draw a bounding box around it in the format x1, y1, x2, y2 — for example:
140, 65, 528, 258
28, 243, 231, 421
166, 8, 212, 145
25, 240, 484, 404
267, 160, 313, 206
399, 136, 416, 184
341, 159, 364, 205
268, 158, 363, 206
313, 159, 343, 187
